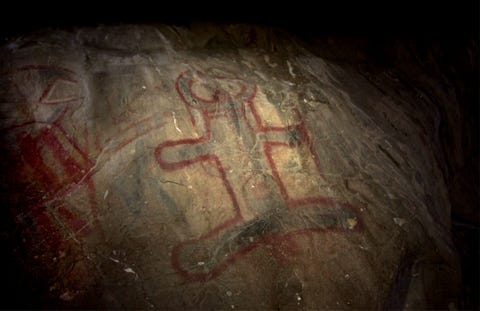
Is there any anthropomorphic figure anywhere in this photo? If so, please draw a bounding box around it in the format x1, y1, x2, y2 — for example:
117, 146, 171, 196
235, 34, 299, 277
156, 70, 361, 281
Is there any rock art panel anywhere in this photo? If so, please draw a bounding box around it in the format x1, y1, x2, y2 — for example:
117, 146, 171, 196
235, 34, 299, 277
155, 69, 362, 281
3, 65, 99, 252
0, 25, 467, 310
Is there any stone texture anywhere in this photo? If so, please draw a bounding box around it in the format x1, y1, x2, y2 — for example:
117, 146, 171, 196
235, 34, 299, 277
0, 24, 474, 309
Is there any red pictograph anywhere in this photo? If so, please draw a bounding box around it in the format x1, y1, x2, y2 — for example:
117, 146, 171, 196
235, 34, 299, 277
5, 65, 98, 251
155, 70, 363, 281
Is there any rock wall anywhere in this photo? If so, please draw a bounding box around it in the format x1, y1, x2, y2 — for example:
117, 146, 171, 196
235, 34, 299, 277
0, 24, 474, 309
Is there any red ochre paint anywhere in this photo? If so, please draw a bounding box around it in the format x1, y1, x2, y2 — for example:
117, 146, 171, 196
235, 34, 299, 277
7, 65, 98, 252
156, 70, 363, 281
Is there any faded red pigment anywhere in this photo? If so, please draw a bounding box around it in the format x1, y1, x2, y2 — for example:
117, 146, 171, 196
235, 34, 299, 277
6, 66, 96, 251
6, 65, 363, 281
7, 65, 171, 252
155, 70, 363, 281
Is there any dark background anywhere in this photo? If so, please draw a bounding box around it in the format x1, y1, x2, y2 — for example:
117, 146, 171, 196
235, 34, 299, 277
0, 1, 478, 39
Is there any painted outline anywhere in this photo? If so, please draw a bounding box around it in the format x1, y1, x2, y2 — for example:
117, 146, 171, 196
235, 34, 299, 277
155, 70, 363, 281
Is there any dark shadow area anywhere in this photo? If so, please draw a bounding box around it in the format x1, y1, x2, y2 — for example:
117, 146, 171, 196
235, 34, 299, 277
0, 1, 477, 39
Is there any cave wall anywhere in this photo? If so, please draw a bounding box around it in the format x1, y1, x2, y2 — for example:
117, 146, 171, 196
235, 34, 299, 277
0, 24, 476, 309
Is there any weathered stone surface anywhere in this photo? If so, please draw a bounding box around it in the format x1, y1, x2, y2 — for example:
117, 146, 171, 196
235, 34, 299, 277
0, 24, 474, 309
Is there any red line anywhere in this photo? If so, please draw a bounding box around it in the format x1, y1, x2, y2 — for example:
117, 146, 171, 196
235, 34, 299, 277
18, 132, 58, 191
244, 84, 257, 102
167, 70, 364, 282
246, 101, 295, 133
292, 110, 324, 177
12, 121, 97, 214
171, 232, 262, 281
109, 120, 166, 153
55, 124, 94, 166
205, 157, 243, 234
156, 139, 244, 224
156, 145, 244, 232
171, 203, 363, 281
28, 167, 96, 213
155, 136, 209, 170
39, 128, 84, 178
247, 101, 264, 131
117, 114, 156, 136
242, 102, 258, 134
52, 107, 70, 125
41, 97, 84, 105
58, 205, 90, 234
188, 77, 220, 104
154, 104, 243, 224
232, 83, 247, 99
38, 80, 55, 103
263, 141, 291, 202
39, 78, 79, 104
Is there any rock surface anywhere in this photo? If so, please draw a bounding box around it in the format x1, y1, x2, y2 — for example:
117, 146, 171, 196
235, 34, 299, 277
0, 24, 475, 309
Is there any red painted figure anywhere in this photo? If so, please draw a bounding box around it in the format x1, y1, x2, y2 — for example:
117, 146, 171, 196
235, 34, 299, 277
6, 65, 96, 251
156, 70, 362, 281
